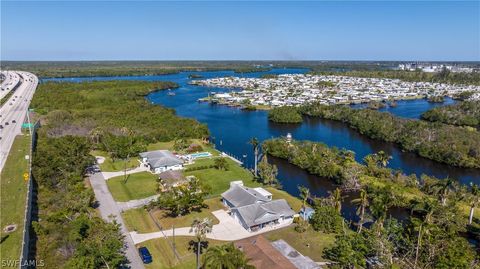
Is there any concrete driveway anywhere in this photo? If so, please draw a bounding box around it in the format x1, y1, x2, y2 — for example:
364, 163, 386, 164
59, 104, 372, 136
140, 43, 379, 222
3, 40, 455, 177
101, 165, 149, 180
130, 209, 293, 244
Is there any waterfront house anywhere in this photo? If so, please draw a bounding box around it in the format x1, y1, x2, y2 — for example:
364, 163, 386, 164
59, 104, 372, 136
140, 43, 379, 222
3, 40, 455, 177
139, 150, 184, 174
222, 181, 295, 232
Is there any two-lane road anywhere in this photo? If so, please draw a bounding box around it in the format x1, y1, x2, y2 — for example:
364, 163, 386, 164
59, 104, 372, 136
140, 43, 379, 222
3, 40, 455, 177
0, 71, 38, 172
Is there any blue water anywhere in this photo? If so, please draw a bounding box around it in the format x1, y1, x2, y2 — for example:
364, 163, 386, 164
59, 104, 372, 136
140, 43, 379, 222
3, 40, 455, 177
43, 68, 480, 198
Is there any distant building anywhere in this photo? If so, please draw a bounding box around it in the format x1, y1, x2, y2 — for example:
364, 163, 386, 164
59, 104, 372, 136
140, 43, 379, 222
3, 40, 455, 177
222, 181, 295, 232
139, 150, 184, 174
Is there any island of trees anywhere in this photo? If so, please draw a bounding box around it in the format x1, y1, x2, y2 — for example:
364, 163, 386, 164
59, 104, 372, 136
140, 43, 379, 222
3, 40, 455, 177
421, 101, 480, 127
267, 104, 480, 168
268, 106, 303, 123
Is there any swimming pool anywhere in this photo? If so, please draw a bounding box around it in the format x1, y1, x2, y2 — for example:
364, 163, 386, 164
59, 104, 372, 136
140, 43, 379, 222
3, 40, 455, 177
189, 152, 212, 159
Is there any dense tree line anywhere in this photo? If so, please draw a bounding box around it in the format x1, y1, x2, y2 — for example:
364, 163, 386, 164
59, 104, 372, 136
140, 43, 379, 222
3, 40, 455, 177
32, 135, 126, 268
298, 104, 480, 168
315, 69, 480, 85
263, 138, 479, 268
421, 101, 480, 127
268, 106, 303, 123
31, 81, 209, 144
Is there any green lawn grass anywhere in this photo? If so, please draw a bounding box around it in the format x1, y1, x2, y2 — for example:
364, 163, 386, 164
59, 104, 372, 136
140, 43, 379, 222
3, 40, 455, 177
185, 158, 260, 197
122, 198, 224, 233
107, 172, 158, 202
264, 226, 336, 262
0, 134, 31, 267
138, 237, 223, 269
91, 150, 139, 172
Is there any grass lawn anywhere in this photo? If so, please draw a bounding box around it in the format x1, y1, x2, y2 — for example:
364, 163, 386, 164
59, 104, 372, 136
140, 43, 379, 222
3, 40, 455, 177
122, 198, 225, 233
264, 226, 336, 262
185, 158, 260, 197
0, 134, 31, 267
107, 172, 158, 202
138, 236, 223, 269
91, 150, 139, 172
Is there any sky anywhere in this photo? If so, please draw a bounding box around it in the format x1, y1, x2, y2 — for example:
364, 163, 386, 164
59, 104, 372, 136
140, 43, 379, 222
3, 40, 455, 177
1, 1, 479, 61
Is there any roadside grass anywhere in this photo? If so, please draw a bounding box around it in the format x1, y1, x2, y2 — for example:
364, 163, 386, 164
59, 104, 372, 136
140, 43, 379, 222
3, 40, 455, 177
0, 134, 31, 266
139, 236, 223, 269
264, 226, 336, 262
90, 150, 139, 172
185, 158, 260, 197
122, 198, 224, 233
107, 172, 158, 202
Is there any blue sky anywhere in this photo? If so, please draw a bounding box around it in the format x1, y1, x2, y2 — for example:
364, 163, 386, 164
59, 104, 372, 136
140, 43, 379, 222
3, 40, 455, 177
1, 1, 479, 61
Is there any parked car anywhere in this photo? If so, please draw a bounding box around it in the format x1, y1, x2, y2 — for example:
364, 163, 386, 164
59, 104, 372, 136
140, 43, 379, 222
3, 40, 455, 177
138, 247, 152, 264
12, 120, 16, 123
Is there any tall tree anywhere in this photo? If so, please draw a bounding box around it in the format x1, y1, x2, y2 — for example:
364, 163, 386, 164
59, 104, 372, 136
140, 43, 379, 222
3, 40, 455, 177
330, 188, 343, 213
468, 183, 480, 225
433, 177, 457, 206
298, 185, 310, 220
190, 218, 213, 269
257, 154, 278, 186
249, 137, 259, 177
411, 199, 437, 269
351, 189, 369, 233
374, 151, 392, 168
203, 243, 254, 269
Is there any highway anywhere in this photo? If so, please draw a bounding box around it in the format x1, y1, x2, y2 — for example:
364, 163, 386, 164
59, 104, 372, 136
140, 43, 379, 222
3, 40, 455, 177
0, 71, 21, 100
0, 71, 38, 172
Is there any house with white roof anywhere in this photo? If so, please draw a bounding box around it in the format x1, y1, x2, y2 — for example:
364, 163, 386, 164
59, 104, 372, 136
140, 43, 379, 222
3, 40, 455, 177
221, 181, 295, 232
139, 150, 184, 174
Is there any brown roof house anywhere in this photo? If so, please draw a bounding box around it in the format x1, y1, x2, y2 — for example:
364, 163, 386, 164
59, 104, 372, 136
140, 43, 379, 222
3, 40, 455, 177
158, 170, 189, 192
234, 235, 296, 269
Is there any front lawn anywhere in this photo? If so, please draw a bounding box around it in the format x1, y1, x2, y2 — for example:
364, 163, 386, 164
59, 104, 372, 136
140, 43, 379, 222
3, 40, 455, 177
0, 134, 31, 266
91, 150, 139, 172
185, 158, 260, 197
107, 172, 158, 201
122, 198, 224, 233
264, 226, 336, 262
138, 236, 223, 269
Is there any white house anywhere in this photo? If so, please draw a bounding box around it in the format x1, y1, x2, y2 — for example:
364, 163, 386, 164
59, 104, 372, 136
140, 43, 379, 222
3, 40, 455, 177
139, 150, 184, 174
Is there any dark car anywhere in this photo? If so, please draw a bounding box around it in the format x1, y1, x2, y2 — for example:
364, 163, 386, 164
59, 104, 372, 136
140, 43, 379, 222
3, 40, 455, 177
5, 122, 9, 126
12, 120, 16, 123
138, 247, 152, 264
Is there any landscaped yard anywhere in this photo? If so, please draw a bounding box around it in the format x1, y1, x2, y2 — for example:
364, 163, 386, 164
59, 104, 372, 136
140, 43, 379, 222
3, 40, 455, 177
91, 150, 139, 172
264, 226, 336, 262
185, 158, 260, 197
147, 139, 219, 156
139, 236, 223, 269
0, 134, 31, 267
122, 197, 225, 233
107, 172, 158, 201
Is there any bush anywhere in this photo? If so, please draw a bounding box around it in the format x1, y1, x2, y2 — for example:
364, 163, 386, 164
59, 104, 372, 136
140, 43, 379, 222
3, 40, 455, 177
309, 205, 344, 233
268, 106, 303, 123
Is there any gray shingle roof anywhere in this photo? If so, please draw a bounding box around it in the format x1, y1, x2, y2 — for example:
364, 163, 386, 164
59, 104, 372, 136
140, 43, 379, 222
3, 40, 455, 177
234, 199, 295, 227
139, 150, 183, 168
221, 185, 270, 208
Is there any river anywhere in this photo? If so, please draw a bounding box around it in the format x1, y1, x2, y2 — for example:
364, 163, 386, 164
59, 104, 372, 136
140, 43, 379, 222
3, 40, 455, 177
44, 68, 480, 221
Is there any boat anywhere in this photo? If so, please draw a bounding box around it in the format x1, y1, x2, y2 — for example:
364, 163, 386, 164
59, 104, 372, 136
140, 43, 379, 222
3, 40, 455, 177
167, 89, 176, 96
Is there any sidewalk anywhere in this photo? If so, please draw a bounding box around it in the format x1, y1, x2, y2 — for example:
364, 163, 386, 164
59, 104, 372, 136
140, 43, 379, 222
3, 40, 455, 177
130, 209, 293, 244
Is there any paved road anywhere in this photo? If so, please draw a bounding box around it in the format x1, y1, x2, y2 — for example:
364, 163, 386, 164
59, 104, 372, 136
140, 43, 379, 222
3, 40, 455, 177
0, 71, 21, 100
0, 71, 38, 172
130, 209, 293, 244
89, 171, 146, 269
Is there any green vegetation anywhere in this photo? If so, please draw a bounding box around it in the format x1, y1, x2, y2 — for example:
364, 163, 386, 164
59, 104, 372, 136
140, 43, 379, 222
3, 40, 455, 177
0, 134, 30, 266
264, 226, 336, 262
107, 172, 158, 202
263, 137, 480, 268
299, 104, 480, 168
203, 243, 254, 269
268, 106, 303, 123
315, 69, 480, 85
91, 150, 139, 171
427, 95, 445, 103
32, 135, 125, 268
421, 101, 480, 127
31, 81, 209, 143
139, 236, 223, 269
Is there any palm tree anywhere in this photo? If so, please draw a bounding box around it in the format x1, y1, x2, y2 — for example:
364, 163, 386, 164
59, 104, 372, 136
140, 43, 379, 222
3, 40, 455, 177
412, 198, 437, 269
203, 243, 254, 269
330, 188, 343, 213
351, 189, 369, 234
468, 183, 480, 225
298, 186, 310, 220
434, 177, 457, 206
374, 151, 392, 168
249, 137, 259, 177
190, 218, 213, 269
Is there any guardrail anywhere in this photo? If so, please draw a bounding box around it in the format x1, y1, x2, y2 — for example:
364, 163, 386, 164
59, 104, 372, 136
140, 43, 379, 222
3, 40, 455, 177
19, 121, 39, 269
